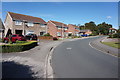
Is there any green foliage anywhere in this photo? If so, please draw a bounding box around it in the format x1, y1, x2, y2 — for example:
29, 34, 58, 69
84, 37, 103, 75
79, 21, 113, 35
97, 22, 112, 35
44, 33, 52, 37
85, 21, 97, 31
108, 33, 120, 38
1, 41, 37, 53
73, 36, 81, 38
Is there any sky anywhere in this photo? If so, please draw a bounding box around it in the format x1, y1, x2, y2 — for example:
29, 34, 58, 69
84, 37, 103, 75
1, 2, 118, 29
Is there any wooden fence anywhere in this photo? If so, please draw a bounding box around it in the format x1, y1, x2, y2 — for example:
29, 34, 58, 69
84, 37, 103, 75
38, 36, 53, 40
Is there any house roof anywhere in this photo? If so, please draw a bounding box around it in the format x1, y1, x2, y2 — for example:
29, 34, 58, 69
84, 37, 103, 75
50, 20, 68, 27
68, 24, 79, 28
8, 12, 46, 24
109, 28, 117, 30
0, 19, 5, 30
80, 29, 91, 32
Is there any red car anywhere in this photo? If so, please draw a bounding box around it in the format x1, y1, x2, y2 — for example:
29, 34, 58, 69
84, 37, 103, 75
3, 34, 26, 43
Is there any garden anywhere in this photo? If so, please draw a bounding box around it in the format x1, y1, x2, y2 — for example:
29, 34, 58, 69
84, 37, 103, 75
1, 41, 38, 53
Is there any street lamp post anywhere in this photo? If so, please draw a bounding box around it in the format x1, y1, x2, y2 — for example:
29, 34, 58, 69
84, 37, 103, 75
61, 22, 64, 40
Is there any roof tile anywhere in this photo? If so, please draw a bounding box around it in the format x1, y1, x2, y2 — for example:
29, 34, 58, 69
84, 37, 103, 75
8, 12, 46, 24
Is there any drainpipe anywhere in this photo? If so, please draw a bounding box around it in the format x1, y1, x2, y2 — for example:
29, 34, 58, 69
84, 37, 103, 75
45, 24, 47, 34
22, 20, 26, 35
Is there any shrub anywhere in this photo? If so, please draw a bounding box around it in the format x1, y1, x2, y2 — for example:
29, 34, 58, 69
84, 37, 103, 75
1, 41, 37, 53
53, 37, 58, 40
113, 33, 120, 38
73, 36, 81, 38
108, 34, 113, 38
108, 33, 120, 38
44, 33, 52, 37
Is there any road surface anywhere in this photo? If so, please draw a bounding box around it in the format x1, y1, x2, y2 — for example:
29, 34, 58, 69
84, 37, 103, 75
51, 37, 118, 78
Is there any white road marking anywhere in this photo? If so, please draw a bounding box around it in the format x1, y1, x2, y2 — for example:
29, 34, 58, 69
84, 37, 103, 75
66, 47, 72, 50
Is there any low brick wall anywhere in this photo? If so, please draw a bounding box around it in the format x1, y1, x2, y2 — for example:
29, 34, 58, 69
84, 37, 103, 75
38, 36, 53, 40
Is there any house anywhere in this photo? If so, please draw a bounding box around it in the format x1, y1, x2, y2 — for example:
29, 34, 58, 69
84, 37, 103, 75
68, 24, 80, 36
109, 28, 117, 34
47, 20, 68, 38
4, 12, 47, 37
79, 29, 92, 35
0, 19, 5, 39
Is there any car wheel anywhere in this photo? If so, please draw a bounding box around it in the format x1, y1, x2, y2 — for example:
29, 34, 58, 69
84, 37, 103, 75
4, 40, 8, 43
30, 38, 32, 40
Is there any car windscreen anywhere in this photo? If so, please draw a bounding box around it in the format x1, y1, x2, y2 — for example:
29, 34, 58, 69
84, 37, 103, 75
11, 35, 16, 37
19, 35, 24, 37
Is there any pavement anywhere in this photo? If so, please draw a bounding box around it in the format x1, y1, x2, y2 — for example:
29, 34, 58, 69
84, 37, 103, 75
90, 36, 119, 57
51, 36, 118, 78
1, 40, 64, 79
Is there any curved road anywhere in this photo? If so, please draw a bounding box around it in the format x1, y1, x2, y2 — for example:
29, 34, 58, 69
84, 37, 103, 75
51, 37, 118, 78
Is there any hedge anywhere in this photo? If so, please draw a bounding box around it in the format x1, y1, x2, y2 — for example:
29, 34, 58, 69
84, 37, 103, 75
1, 41, 38, 53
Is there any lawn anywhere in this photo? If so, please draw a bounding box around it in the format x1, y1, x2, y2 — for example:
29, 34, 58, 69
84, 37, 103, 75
101, 42, 120, 49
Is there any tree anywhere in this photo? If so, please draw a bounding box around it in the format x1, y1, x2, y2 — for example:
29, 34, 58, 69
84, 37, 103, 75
85, 21, 97, 31
97, 22, 112, 35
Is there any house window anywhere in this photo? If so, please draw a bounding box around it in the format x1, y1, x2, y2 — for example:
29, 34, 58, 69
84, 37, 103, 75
64, 27, 68, 30
40, 31, 46, 36
26, 30, 34, 35
75, 28, 79, 30
40, 24, 46, 27
15, 21, 22, 25
27, 22, 34, 26
57, 26, 62, 29
57, 32, 61, 36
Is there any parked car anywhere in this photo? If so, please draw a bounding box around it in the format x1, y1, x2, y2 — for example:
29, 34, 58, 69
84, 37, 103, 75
25, 33, 38, 40
81, 34, 88, 37
3, 34, 26, 43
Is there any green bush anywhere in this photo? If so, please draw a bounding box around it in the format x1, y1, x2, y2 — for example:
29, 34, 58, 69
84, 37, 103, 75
44, 33, 52, 37
53, 37, 58, 40
73, 36, 81, 38
108, 34, 113, 38
113, 33, 120, 38
108, 33, 120, 38
1, 41, 37, 53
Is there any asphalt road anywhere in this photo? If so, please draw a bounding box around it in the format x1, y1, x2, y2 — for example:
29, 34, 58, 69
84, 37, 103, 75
51, 37, 118, 78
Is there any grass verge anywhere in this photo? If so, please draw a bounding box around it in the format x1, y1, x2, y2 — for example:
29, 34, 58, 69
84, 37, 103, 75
101, 42, 120, 49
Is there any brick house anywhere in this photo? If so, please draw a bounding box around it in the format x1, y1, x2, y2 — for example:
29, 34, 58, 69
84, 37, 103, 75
47, 20, 68, 38
0, 19, 5, 39
68, 24, 80, 36
4, 12, 47, 37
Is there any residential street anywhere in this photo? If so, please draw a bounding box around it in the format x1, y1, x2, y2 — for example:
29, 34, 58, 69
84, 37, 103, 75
51, 37, 118, 78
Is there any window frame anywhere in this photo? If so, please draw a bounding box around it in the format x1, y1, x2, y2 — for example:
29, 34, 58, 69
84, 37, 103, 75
27, 22, 34, 27
57, 32, 61, 36
15, 20, 22, 25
